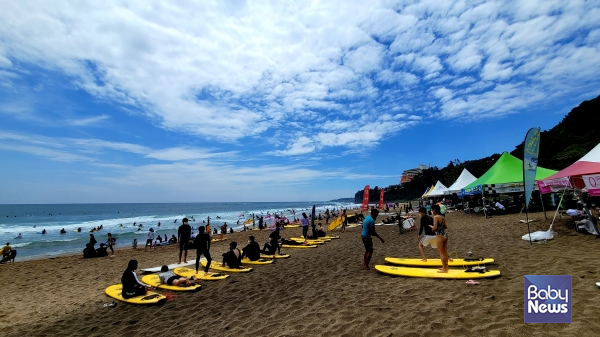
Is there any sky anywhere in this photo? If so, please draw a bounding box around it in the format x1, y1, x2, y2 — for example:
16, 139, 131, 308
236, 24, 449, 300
1, 0, 599, 204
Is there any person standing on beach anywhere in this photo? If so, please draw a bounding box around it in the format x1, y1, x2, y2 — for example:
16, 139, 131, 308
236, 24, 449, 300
178, 218, 192, 264
107, 232, 115, 257
301, 212, 309, 238
194, 226, 212, 275
417, 208, 436, 261
430, 205, 449, 273
220, 223, 227, 240
259, 216, 264, 230
361, 209, 384, 270
145, 228, 155, 250
341, 209, 348, 233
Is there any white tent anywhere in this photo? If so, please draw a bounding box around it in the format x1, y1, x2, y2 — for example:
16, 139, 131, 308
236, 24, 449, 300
444, 169, 477, 194
427, 181, 448, 197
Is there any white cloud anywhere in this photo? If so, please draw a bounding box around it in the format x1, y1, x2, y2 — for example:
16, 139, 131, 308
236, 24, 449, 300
434, 87, 453, 102
65, 114, 110, 126
0, 0, 599, 152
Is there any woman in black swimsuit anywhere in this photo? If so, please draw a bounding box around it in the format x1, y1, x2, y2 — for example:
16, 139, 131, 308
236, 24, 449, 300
430, 205, 449, 273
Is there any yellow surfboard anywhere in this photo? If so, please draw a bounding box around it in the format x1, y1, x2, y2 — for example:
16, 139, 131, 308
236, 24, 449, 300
211, 238, 228, 243
374, 265, 501, 279
385, 257, 495, 268
241, 258, 275, 265
173, 267, 230, 280
290, 238, 327, 244
201, 259, 253, 273
105, 284, 166, 305
293, 237, 331, 242
260, 253, 290, 259
328, 216, 343, 231
319, 236, 340, 240
141, 274, 201, 291
281, 244, 317, 249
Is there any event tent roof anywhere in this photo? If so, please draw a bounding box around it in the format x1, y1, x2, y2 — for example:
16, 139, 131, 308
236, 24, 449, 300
445, 169, 477, 193
540, 143, 600, 193
422, 185, 434, 198
427, 181, 448, 197
542, 143, 600, 182
463, 152, 557, 190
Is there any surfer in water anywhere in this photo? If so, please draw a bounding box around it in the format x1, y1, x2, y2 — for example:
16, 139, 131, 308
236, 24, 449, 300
361, 209, 384, 271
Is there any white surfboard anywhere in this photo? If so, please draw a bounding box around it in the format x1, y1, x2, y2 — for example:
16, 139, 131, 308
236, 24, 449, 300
141, 260, 202, 274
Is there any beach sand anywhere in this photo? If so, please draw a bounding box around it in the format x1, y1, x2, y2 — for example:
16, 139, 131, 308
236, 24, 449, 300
1, 210, 599, 336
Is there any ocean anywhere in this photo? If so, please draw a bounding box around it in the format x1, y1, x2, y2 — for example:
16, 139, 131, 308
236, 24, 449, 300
0, 201, 357, 261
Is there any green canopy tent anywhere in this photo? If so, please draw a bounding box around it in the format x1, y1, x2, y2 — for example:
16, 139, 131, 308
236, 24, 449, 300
462, 152, 557, 195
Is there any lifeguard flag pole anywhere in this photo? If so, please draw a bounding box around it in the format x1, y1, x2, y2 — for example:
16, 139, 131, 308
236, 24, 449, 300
523, 127, 541, 245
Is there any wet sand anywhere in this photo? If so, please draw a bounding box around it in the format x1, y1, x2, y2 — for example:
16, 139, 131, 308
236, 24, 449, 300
1, 210, 599, 336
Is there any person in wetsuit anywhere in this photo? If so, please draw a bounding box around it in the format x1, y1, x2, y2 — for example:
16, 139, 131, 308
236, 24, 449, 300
241, 236, 260, 261
89, 234, 97, 248
178, 217, 192, 264
194, 226, 212, 275
121, 259, 151, 299
222, 241, 241, 268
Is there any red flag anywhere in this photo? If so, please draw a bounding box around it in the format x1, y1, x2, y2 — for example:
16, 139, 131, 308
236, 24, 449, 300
361, 185, 370, 211
379, 189, 384, 209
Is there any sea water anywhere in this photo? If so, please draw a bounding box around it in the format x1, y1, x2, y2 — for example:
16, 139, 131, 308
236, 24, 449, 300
0, 202, 357, 261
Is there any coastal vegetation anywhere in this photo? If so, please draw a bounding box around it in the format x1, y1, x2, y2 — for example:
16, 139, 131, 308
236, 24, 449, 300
355, 95, 600, 203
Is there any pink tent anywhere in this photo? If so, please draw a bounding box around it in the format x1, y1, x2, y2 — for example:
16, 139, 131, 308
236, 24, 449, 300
538, 143, 600, 196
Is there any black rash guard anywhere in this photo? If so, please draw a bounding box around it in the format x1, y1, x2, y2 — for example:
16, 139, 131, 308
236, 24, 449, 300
419, 215, 435, 236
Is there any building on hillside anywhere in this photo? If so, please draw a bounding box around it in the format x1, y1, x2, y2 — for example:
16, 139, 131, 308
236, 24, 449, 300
400, 164, 428, 184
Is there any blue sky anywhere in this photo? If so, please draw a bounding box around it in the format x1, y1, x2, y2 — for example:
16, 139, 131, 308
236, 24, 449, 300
1, 0, 600, 203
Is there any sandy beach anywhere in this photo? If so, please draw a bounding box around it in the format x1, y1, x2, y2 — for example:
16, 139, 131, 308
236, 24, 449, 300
2, 209, 599, 336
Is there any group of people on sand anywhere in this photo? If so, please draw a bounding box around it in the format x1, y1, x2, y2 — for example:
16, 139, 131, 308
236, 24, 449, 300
83, 232, 116, 258
121, 206, 447, 299
361, 205, 449, 273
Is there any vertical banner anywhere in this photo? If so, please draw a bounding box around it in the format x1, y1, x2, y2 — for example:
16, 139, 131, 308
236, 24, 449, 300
523, 127, 541, 209
361, 185, 370, 212
523, 127, 541, 244
379, 189, 385, 209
